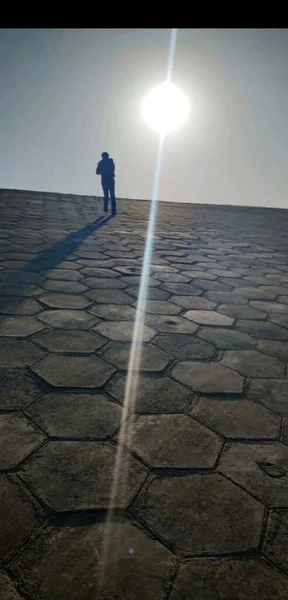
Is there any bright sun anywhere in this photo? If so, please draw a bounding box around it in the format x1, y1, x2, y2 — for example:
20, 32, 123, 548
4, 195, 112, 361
142, 81, 190, 134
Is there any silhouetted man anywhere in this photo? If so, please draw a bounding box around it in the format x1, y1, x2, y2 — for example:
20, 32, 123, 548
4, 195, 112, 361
96, 152, 116, 215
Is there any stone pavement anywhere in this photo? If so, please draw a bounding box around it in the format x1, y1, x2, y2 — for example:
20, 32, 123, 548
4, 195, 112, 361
1, 188, 288, 599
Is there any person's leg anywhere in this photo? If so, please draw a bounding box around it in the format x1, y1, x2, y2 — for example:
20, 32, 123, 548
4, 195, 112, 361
102, 182, 109, 212
110, 179, 116, 215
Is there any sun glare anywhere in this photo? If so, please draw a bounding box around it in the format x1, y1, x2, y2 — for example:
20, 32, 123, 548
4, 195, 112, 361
142, 80, 190, 134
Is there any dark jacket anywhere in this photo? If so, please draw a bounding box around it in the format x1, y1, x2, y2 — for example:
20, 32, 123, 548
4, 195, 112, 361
96, 157, 115, 178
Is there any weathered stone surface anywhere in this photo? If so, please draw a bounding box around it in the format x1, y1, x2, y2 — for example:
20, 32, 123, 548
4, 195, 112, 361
0, 572, 22, 599
0, 477, 42, 563
153, 333, 215, 360
204, 291, 248, 304
126, 285, 171, 300
278, 295, 288, 305
41, 268, 83, 281
33, 329, 107, 353
217, 303, 267, 320
39, 292, 93, 309
94, 321, 155, 342
107, 374, 192, 413
41, 279, 89, 293
20, 442, 147, 511
172, 295, 216, 310
85, 289, 133, 304
155, 272, 191, 283
141, 300, 181, 315
26, 393, 121, 439
0, 316, 45, 337
10, 522, 175, 600
184, 310, 234, 326
220, 350, 285, 377
103, 342, 171, 372
32, 355, 115, 388
0, 338, 46, 367
172, 362, 244, 393
0, 368, 44, 410
257, 340, 288, 362
271, 313, 288, 329
236, 319, 288, 339
219, 442, 288, 506
0, 282, 43, 296
144, 315, 198, 334
37, 309, 98, 329
82, 277, 127, 289
181, 270, 217, 279
129, 414, 222, 468
170, 559, 288, 600
134, 474, 263, 554
88, 303, 137, 321
160, 282, 202, 295
250, 300, 288, 313
235, 286, 277, 300
80, 266, 118, 278
247, 379, 288, 416
191, 398, 280, 439
0, 296, 43, 315
264, 510, 288, 575
0, 415, 45, 469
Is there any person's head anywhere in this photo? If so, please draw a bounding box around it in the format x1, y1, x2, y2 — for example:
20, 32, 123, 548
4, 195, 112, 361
101, 152, 109, 159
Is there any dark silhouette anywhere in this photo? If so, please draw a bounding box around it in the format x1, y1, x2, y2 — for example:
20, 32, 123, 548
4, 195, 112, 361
96, 152, 116, 215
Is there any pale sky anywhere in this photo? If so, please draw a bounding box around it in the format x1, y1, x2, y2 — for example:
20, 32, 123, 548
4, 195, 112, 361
1, 28, 288, 208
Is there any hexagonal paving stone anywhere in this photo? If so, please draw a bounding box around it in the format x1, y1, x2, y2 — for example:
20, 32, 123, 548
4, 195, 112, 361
26, 393, 121, 439
39, 293, 93, 309
235, 286, 277, 300
85, 289, 133, 304
0, 296, 43, 315
0, 368, 45, 410
152, 333, 215, 361
154, 272, 191, 283
191, 398, 281, 439
82, 277, 127, 289
0, 476, 42, 564
196, 327, 257, 349
41, 268, 83, 281
94, 321, 155, 342
0, 316, 46, 337
0, 572, 22, 599
247, 378, 288, 416
41, 280, 89, 294
139, 300, 181, 315
217, 303, 267, 320
219, 442, 288, 506
32, 355, 115, 388
134, 474, 263, 554
128, 414, 222, 468
20, 442, 147, 511
81, 266, 122, 277
264, 510, 288, 575
220, 350, 285, 377
204, 291, 248, 304
172, 295, 217, 310
37, 309, 98, 329
169, 559, 288, 600
0, 338, 46, 367
0, 414, 45, 469
236, 319, 288, 340
10, 522, 175, 600
107, 374, 192, 413
184, 310, 234, 326
33, 329, 106, 353
89, 303, 137, 321
103, 342, 171, 372
250, 300, 288, 313
126, 286, 171, 300
144, 315, 198, 334
0, 282, 43, 296
257, 340, 288, 362
160, 282, 202, 295
1, 269, 45, 285
172, 362, 244, 393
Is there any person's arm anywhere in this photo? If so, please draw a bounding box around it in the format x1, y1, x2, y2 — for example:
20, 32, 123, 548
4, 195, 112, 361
96, 161, 102, 175
111, 160, 115, 177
